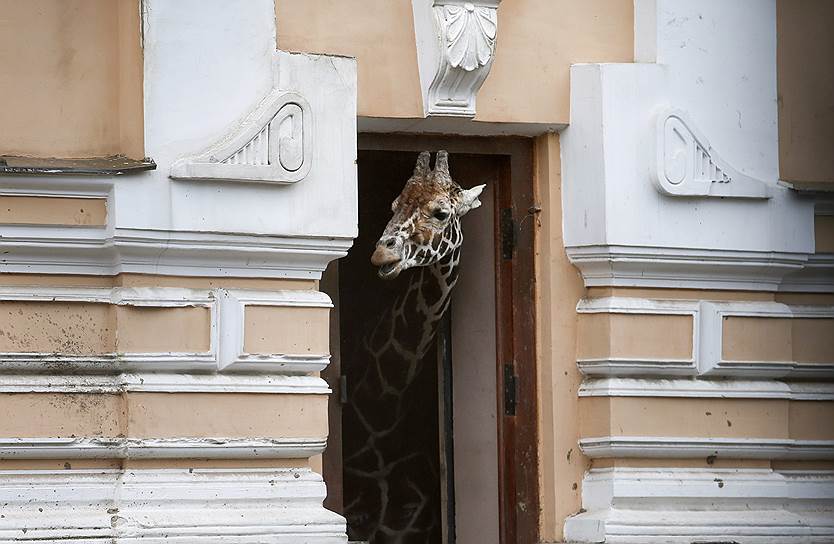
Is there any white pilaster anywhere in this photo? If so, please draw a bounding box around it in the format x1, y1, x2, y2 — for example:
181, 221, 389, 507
561, 0, 818, 292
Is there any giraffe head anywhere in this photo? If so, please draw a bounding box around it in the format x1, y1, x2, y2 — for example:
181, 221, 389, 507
370, 150, 485, 280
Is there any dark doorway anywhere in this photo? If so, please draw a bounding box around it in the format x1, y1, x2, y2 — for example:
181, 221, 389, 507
322, 137, 538, 544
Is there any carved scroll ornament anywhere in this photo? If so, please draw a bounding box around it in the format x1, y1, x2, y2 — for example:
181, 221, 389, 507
413, 0, 501, 117
654, 109, 770, 199
443, 3, 497, 71
170, 90, 312, 184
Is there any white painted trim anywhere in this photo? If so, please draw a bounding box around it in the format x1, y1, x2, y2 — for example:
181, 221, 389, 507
170, 90, 313, 184
0, 186, 111, 199
0, 227, 353, 279
576, 297, 699, 376
579, 436, 834, 460
575, 357, 697, 376
0, 468, 346, 542
564, 467, 834, 543
0, 286, 331, 378
700, 300, 834, 378
654, 109, 771, 199
218, 288, 332, 372
579, 377, 834, 400
576, 296, 701, 315
0, 437, 327, 459
567, 244, 809, 291
780, 252, 834, 293
576, 296, 834, 379
0, 373, 330, 394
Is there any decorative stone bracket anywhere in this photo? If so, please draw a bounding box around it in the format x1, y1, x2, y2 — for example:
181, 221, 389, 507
412, 0, 500, 117
655, 109, 771, 199
170, 90, 312, 184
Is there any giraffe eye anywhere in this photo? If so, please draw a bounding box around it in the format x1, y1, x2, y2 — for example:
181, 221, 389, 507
433, 209, 450, 221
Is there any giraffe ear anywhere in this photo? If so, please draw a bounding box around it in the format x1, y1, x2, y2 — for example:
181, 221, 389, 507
414, 151, 431, 177
457, 184, 486, 216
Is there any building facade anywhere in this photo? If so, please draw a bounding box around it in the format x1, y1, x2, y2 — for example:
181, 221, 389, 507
0, 0, 831, 542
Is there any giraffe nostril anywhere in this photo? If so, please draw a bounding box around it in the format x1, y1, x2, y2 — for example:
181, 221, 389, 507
385, 238, 396, 248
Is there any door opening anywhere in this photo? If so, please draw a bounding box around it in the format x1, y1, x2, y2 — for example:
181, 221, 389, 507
322, 138, 538, 544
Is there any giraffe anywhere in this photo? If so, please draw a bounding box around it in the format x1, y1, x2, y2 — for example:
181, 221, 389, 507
342, 150, 485, 543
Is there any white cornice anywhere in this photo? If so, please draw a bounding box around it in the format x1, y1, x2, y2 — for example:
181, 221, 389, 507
0, 226, 352, 279
779, 252, 834, 293
567, 244, 812, 291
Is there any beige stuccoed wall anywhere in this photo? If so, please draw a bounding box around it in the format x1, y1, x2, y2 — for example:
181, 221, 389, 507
275, 0, 633, 124
0, 196, 107, 226
0, 274, 327, 471
0, 0, 144, 159
535, 133, 588, 541
777, 0, 834, 185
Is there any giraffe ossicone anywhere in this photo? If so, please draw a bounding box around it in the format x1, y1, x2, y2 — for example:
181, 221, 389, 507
370, 150, 486, 279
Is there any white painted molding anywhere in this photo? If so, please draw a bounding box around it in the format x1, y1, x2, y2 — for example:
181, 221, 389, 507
782, 204, 834, 292
0, 373, 331, 394
576, 297, 699, 376
579, 377, 834, 401
700, 300, 834, 378
170, 90, 312, 184
576, 296, 834, 379
0, 226, 353, 279
412, 0, 500, 117
564, 467, 834, 543
780, 252, 834, 293
0, 468, 345, 542
0, 286, 331, 381
0, 285, 220, 372
579, 436, 834, 460
655, 109, 771, 199
0, 437, 327, 460
566, 245, 809, 291
218, 288, 333, 372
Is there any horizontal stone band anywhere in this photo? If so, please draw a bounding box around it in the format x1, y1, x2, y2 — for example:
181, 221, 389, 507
0, 437, 328, 459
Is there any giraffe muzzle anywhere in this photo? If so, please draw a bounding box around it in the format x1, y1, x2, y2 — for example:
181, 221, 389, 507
371, 244, 403, 279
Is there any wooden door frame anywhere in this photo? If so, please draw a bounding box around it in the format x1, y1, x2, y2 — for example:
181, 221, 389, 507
350, 134, 540, 544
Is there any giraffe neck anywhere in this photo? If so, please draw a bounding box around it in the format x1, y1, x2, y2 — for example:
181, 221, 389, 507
365, 243, 461, 364
345, 232, 463, 542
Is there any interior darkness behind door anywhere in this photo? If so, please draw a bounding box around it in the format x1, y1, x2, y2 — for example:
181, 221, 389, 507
340, 151, 443, 543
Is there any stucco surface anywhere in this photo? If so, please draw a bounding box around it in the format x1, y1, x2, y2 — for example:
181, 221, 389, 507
534, 134, 588, 541
244, 306, 330, 355
577, 313, 693, 361
723, 316, 834, 363
0, 0, 143, 158
777, 0, 834, 184
275, 0, 633, 124
581, 397, 791, 439
0, 196, 107, 226
125, 393, 328, 438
